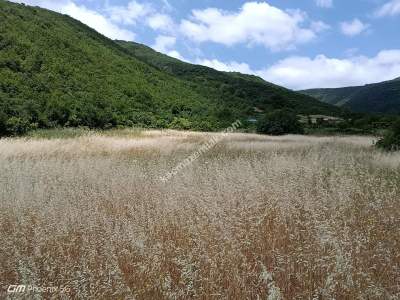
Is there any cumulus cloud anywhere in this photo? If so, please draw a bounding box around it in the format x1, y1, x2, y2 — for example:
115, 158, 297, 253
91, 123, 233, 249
63, 2, 136, 40
106, 1, 152, 25
153, 35, 176, 52
196, 50, 400, 90
311, 21, 331, 32
340, 19, 369, 36
375, 0, 400, 17
263, 50, 400, 89
10, 0, 136, 40
152, 35, 184, 60
10, 0, 179, 40
167, 50, 185, 60
195, 59, 254, 74
147, 13, 175, 32
103, 1, 177, 34
180, 2, 324, 51
315, 0, 333, 8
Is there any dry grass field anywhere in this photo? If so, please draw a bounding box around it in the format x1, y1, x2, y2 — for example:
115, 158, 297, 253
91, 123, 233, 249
0, 130, 399, 299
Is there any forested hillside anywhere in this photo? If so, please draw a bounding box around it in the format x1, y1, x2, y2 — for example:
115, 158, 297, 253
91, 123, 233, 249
301, 77, 400, 114
117, 41, 342, 117
0, 0, 340, 135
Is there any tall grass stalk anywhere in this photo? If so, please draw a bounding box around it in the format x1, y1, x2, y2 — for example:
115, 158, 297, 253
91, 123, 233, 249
0, 131, 399, 299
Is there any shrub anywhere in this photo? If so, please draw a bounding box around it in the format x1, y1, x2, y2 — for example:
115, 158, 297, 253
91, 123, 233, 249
5, 117, 36, 136
376, 119, 400, 151
192, 120, 214, 132
257, 110, 304, 135
168, 117, 192, 130
0, 112, 7, 137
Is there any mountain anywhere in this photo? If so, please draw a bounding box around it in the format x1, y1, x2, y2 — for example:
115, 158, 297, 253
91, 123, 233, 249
117, 41, 342, 117
301, 78, 400, 114
0, 0, 341, 135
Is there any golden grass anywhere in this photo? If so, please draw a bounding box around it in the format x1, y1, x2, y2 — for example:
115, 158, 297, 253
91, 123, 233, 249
0, 131, 399, 299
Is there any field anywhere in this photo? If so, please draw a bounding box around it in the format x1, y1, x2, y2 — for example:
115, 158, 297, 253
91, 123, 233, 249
0, 130, 399, 299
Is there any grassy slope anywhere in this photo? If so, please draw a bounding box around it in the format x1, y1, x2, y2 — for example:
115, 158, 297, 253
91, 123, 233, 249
117, 41, 343, 117
301, 77, 400, 114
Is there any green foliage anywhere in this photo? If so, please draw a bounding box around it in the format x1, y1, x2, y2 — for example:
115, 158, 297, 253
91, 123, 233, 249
0, 0, 342, 137
168, 117, 192, 130
302, 77, 400, 114
0, 112, 7, 136
257, 110, 304, 135
376, 119, 400, 151
192, 120, 214, 131
0, 1, 217, 135
5, 117, 36, 135
0, 113, 37, 136
302, 111, 398, 136
117, 41, 344, 118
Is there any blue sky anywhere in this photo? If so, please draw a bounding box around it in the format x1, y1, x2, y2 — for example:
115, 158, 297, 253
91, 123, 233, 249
9, 0, 400, 89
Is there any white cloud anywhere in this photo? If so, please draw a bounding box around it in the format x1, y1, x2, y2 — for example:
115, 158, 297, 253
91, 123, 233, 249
152, 35, 184, 60
315, 0, 333, 8
196, 50, 400, 90
153, 35, 176, 52
375, 0, 400, 17
9, 0, 176, 40
106, 1, 151, 25
62, 2, 136, 40
196, 59, 254, 74
340, 19, 369, 36
10, 0, 136, 40
167, 50, 185, 60
147, 13, 175, 32
180, 2, 323, 51
261, 50, 400, 89
311, 21, 331, 32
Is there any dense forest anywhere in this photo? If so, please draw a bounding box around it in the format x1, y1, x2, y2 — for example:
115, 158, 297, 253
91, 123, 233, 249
117, 41, 342, 118
301, 77, 400, 114
0, 0, 342, 136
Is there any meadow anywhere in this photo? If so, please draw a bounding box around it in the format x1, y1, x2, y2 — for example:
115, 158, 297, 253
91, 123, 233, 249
0, 130, 399, 299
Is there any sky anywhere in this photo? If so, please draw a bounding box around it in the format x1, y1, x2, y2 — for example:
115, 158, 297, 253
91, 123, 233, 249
9, 0, 400, 90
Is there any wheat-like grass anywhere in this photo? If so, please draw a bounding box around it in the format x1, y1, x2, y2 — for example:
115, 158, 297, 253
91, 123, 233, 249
0, 131, 399, 299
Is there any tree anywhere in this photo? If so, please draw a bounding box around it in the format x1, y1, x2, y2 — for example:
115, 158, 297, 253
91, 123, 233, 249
168, 117, 192, 130
5, 117, 35, 136
376, 119, 400, 151
257, 110, 304, 135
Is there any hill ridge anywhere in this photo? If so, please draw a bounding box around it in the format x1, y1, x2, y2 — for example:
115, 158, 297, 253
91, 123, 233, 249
301, 77, 400, 114
0, 0, 340, 135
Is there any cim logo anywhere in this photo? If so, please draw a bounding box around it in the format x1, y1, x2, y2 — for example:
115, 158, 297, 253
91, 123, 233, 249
7, 285, 26, 293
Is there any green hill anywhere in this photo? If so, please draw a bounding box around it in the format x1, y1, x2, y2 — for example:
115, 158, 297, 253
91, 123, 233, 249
117, 41, 342, 117
301, 77, 400, 114
0, 0, 340, 135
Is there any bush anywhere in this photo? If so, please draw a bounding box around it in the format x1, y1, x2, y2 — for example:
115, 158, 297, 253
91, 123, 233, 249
376, 119, 400, 151
193, 120, 214, 132
5, 117, 36, 136
257, 110, 304, 135
168, 117, 192, 130
0, 112, 7, 137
